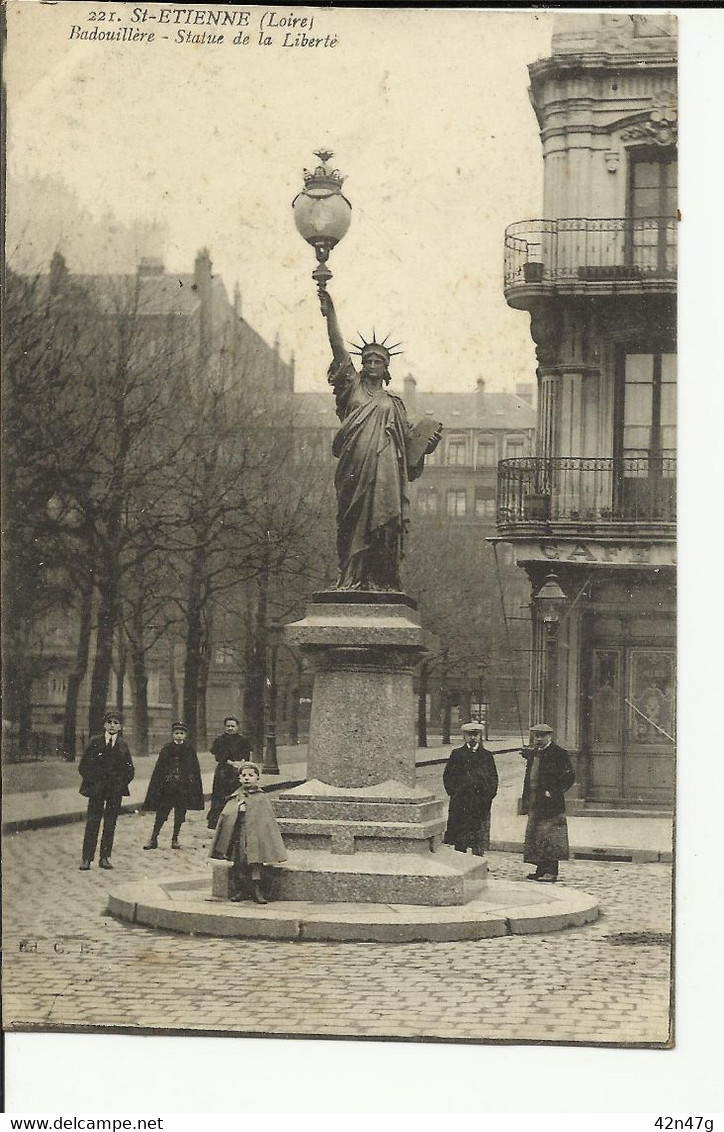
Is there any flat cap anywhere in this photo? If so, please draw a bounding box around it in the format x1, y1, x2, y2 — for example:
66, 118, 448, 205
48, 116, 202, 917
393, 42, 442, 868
461, 722, 485, 733
103, 710, 122, 723
530, 723, 554, 734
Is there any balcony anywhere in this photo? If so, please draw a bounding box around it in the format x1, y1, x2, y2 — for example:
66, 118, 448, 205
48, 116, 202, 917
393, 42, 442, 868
497, 457, 676, 539
504, 218, 676, 306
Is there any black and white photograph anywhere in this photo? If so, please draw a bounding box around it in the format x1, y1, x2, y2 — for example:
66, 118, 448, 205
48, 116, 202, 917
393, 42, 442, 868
2, 1, 715, 1106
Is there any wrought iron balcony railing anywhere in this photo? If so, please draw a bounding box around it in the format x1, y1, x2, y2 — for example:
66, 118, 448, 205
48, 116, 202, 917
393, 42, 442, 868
497, 456, 676, 529
504, 217, 677, 290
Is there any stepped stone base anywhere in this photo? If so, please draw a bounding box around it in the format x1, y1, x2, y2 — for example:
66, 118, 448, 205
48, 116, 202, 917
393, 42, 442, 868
211, 845, 487, 906
275, 779, 446, 855
108, 874, 600, 943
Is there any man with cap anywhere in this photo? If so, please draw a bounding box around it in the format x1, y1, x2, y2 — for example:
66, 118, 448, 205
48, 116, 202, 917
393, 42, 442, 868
520, 723, 576, 882
142, 722, 204, 850
78, 710, 135, 870
442, 723, 499, 857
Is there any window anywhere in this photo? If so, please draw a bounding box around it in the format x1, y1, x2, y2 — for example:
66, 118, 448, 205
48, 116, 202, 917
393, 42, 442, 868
477, 440, 496, 467
617, 350, 677, 519
446, 489, 467, 517
622, 352, 676, 464
628, 153, 677, 273
418, 489, 438, 515
474, 489, 496, 519
475, 496, 496, 519
49, 673, 67, 700
506, 438, 525, 460
446, 437, 467, 466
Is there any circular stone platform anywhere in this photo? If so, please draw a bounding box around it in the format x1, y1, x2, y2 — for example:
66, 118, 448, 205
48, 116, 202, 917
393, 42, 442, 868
108, 874, 599, 943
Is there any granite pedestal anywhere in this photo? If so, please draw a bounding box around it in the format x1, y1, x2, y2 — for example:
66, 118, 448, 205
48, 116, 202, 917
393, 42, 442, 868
213, 593, 488, 905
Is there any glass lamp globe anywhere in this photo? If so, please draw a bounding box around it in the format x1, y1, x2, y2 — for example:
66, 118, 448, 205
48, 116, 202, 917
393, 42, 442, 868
292, 150, 352, 258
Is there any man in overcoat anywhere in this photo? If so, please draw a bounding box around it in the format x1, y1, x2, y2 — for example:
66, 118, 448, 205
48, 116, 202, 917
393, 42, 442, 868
78, 710, 135, 870
521, 722, 576, 882
142, 722, 204, 849
442, 722, 499, 856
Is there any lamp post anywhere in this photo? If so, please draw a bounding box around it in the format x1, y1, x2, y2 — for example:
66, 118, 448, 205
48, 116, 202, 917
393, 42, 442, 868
263, 619, 282, 775
534, 572, 567, 730
292, 149, 352, 292
476, 661, 488, 739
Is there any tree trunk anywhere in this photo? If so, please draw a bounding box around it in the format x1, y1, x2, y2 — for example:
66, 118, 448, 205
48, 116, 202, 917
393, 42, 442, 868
88, 535, 121, 736
63, 569, 94, 758
168, 639, 179, 723
196, 624, 211, 751
417, 659, 429, 747
244, 575, 268, 758
289, 658, 303, 745
182, 544, 206, 743
442, 694, 452, 745
115, 628, 126, 718
129, 638, 149, 759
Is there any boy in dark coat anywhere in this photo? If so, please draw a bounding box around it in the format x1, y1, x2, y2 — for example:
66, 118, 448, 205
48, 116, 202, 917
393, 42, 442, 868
442, 722, 499, 856
520, 722, 576, 882
143, 722, 204, 850
207, 715, 252, 829
209, 761, 286, 903
78, 710, 135, 870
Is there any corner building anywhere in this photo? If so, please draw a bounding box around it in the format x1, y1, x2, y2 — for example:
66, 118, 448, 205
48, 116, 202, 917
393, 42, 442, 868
497, 14, 676, 810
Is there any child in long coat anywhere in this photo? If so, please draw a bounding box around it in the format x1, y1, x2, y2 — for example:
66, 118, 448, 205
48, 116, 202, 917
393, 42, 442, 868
209, 761, 286, 903
142, 722, 204, 850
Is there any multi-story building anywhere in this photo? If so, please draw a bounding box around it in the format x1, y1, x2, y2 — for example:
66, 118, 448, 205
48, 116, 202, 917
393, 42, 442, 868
496, 13, 676, 809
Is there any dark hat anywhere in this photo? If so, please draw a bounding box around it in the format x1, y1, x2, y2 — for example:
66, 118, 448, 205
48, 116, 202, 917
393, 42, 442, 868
172, 721, 188, 732
530, 723, 554, 734
103, 710, 122, 723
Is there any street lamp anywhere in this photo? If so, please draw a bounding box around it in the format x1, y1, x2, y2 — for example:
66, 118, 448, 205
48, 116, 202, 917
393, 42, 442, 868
292, 149, 352, 291
534, 572, 567, 730
476, 661, 488, 739
262, 619, 283, 776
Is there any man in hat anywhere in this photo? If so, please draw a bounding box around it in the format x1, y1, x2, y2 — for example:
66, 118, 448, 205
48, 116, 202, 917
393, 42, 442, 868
143, 722, 204, 850
442, 723, 499, 857
520, 723, 576, 882
78, 710, 135, 870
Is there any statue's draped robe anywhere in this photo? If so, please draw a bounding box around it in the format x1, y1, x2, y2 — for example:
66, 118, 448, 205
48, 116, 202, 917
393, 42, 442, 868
328, 356, 423, 590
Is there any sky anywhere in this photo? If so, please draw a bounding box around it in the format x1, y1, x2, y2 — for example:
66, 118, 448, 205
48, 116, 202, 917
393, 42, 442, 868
6, 3, 555, 392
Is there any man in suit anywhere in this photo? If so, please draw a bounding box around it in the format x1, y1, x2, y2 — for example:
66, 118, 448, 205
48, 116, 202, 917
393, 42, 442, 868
520, 722, 576, 883
78, 710, 135, 871
442, 722, 499, 856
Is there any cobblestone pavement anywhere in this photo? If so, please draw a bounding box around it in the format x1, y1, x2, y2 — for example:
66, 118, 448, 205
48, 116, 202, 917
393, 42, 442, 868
3, 769, 672, 1046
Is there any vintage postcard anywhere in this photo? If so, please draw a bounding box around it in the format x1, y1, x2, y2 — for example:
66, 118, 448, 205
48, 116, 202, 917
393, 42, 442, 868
3, 0, 684, 1071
